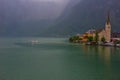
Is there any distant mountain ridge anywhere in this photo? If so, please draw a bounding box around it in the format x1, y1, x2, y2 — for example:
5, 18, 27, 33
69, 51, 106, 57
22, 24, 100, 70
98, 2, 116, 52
43, 0, 120, 37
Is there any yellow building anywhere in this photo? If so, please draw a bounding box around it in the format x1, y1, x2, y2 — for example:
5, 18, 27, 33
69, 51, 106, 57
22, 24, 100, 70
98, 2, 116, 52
79, 29, 96, 42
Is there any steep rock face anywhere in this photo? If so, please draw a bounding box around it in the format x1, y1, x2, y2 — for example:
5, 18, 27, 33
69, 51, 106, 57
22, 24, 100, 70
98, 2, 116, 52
45, 0, 120, 36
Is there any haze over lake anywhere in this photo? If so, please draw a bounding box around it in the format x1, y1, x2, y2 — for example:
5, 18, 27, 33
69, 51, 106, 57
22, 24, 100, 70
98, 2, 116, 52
0, 38, 120, 80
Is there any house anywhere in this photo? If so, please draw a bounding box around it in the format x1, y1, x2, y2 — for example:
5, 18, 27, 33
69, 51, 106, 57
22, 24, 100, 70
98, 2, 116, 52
111, 32, 120, 41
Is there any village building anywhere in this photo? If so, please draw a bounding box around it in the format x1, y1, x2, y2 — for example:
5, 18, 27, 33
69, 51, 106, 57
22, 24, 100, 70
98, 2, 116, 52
111, 32, 120, 41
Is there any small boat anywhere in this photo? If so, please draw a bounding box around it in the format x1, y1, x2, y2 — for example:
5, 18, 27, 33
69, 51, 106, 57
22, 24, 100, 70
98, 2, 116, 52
15, 40, 39, 46
31, 40, 39, 45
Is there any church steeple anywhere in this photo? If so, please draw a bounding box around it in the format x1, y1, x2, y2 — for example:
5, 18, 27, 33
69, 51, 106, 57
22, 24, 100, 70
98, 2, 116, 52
105, 11, 111, 42
106, 11, 111, 25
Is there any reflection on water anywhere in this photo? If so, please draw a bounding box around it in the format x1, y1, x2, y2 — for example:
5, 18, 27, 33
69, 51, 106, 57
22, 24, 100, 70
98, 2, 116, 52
81, 45, 120, 80
82, 45, 111, 64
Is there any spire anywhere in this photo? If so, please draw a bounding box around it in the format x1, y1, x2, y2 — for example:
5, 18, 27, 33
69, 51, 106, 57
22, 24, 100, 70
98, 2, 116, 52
106, 11, 110, 25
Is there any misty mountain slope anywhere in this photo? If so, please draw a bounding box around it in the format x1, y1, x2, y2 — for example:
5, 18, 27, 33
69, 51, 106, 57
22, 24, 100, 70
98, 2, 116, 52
0, 0, 63, 20
0, 0, 63, 36
44, 0, 120, 36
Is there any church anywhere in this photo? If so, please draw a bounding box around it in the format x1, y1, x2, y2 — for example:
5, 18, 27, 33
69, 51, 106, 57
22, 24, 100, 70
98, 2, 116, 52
94, 12, 111, 42
79, 12, 111, 43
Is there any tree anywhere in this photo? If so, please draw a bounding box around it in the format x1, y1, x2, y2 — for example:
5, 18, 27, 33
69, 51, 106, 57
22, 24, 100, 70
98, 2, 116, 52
87, 36, 93, 42
94, 32, 99, 44
69, 36, 81, 42
101, 36, 106, 43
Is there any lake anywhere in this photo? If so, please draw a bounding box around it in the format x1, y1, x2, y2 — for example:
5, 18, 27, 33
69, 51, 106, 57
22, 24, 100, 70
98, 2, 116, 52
0, 38, 120, 80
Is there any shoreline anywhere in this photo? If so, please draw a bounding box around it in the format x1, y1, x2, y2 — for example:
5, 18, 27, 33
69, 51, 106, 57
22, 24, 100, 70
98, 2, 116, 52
69, 41, 120, 48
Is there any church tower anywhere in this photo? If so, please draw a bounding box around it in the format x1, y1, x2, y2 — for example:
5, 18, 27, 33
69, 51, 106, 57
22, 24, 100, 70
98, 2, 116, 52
105, 12, 111, 42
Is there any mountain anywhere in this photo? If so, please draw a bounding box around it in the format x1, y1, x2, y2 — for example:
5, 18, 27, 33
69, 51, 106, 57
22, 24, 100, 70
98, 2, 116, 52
44, 0, 120, 37
0, 0, 63, 36
0, 0, 120, 37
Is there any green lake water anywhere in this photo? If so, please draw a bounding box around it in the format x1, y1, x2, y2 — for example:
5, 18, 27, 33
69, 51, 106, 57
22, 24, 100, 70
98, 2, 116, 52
0, 38, 120, 80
